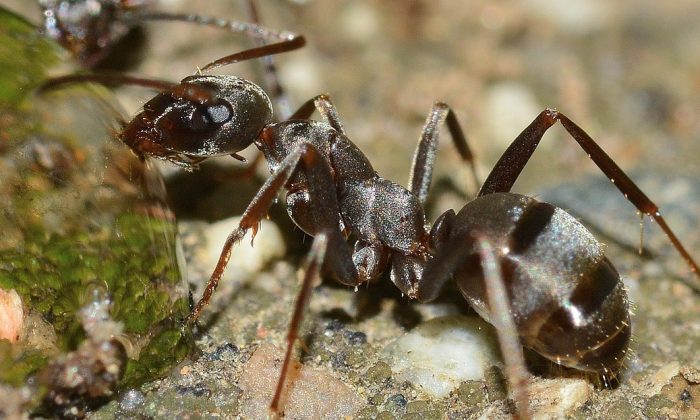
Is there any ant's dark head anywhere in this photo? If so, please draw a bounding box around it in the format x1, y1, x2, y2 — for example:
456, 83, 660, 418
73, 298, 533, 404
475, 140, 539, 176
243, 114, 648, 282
136, 75, 273, 159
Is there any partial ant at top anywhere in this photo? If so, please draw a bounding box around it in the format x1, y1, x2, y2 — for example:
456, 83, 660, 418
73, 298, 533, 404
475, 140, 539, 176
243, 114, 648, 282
37, 0, 296, 66
36, 0, 296, 116
40, 27, 700, 418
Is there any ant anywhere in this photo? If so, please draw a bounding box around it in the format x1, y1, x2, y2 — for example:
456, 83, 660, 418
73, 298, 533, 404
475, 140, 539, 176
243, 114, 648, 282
40, 39, 700, 420
37, 0, 296, 67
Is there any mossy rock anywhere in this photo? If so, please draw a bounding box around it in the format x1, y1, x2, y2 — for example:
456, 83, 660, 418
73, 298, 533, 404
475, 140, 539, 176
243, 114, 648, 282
0, 5, 193, 410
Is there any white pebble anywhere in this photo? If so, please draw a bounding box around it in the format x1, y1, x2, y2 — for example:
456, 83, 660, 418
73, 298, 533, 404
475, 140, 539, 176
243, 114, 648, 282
202, 216, 286, 281
383, 315, 501, 398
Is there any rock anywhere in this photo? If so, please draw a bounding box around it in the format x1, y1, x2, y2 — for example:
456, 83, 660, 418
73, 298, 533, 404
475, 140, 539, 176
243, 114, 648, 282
383, 315, 501, 398
238, 343, 364, 418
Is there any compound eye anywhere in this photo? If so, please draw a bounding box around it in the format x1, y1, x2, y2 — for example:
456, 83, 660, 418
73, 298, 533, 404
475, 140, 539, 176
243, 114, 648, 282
189, 100, 233, 131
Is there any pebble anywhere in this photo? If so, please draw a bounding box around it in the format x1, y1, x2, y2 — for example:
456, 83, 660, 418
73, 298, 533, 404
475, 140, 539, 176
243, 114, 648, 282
196, 216, 286, 283
118, 390, 145, 412
0, 288, 23, 344
528, 378, 592, 419
238, 344, 364, 418
383, 315, 500, 398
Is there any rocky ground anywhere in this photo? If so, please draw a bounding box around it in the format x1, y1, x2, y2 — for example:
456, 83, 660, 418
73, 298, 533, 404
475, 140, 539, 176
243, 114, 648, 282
4, 0, 700, 418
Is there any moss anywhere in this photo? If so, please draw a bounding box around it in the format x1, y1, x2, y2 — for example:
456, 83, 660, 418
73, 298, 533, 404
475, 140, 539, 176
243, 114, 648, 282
0, 8, 61, 107
121, 325, 193, 388
0, 5, 193, 405
0, 342, 48, 386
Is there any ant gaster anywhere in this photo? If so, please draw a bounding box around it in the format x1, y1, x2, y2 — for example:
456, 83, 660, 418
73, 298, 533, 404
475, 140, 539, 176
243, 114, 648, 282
41, 40, 700, 418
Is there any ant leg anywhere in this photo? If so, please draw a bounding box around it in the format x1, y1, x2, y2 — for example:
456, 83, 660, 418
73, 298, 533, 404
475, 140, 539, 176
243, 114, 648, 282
186, 140, 382, 413
186, 142, 355, 323
270, 233, 328, 414
289, 94, 346, 135
409, 102, 480, 204
418, 232, 531, 418
476, 238, 531, 420
478, 109, 700, 282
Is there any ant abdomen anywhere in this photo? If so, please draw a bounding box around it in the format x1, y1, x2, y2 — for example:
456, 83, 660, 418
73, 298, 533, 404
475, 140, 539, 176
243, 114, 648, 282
453, 192, 631, 374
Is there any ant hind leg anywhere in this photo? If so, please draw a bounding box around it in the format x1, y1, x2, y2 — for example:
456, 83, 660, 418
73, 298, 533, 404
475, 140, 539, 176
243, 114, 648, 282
418, 232, 532, 418
478, 109, 700, 288
476, 237, 531, 419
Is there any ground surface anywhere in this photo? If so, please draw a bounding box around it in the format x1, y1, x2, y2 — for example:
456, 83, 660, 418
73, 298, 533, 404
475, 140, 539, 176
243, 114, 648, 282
4, 0, 700, 418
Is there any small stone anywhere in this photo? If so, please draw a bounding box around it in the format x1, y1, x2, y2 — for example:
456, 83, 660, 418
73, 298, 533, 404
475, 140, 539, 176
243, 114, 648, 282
406, 400, 431, 413
528, 378, 593, 418
237, 344, 363, 419
0, 288, 23, 343
639, 362, 681, 397
483, 366, 508, 402
642, 394, 674, 418
457, 381, 485, 406
200, 217, 285, 283
364, 361, 393, 385
383, 315, 500, 398
374, 411, 395, 420
385, 393, 407, 411
175, 383, 211, 398
119, 390, 145, 412
345, 330, 368, 345
208, 342, 239, 362
681, 366, 700, 383
325, 319, 344, 332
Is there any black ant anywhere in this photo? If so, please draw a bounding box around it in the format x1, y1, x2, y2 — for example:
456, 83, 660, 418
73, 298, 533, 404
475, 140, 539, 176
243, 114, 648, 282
40, 40, 700, 418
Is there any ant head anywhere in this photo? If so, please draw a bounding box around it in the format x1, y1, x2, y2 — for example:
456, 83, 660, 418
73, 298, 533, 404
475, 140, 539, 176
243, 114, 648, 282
127, 75, 273, 161
39, 0, 130, 67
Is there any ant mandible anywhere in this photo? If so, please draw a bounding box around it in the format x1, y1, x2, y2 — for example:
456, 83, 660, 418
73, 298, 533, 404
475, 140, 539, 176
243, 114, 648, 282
40, 39, 700, 418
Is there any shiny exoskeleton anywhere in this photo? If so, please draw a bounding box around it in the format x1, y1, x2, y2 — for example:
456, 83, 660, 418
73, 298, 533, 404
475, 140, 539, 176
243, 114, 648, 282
42, 44, 700, 417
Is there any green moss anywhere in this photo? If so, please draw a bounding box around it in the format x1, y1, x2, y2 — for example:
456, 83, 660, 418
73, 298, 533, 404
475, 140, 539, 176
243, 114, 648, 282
0, 341, 48, 386
0, 5, 193, 400
121, 325, 193, 388
0, 8, 61, 107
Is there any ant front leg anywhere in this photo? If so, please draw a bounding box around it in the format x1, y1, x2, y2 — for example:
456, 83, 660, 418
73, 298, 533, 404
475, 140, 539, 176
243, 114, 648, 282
479, 109, 700, 285
409, 102, 480, 204
186, 142, 355, 322
186, 141, 371, 415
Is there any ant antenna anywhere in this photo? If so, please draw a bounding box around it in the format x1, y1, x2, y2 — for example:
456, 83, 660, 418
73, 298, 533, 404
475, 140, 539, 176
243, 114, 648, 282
200, 36, 305, 72
117, 9, 306, 73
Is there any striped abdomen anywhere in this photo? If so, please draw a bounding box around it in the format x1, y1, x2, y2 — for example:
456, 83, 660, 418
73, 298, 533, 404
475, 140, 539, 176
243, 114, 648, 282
453, 193, 631, 374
